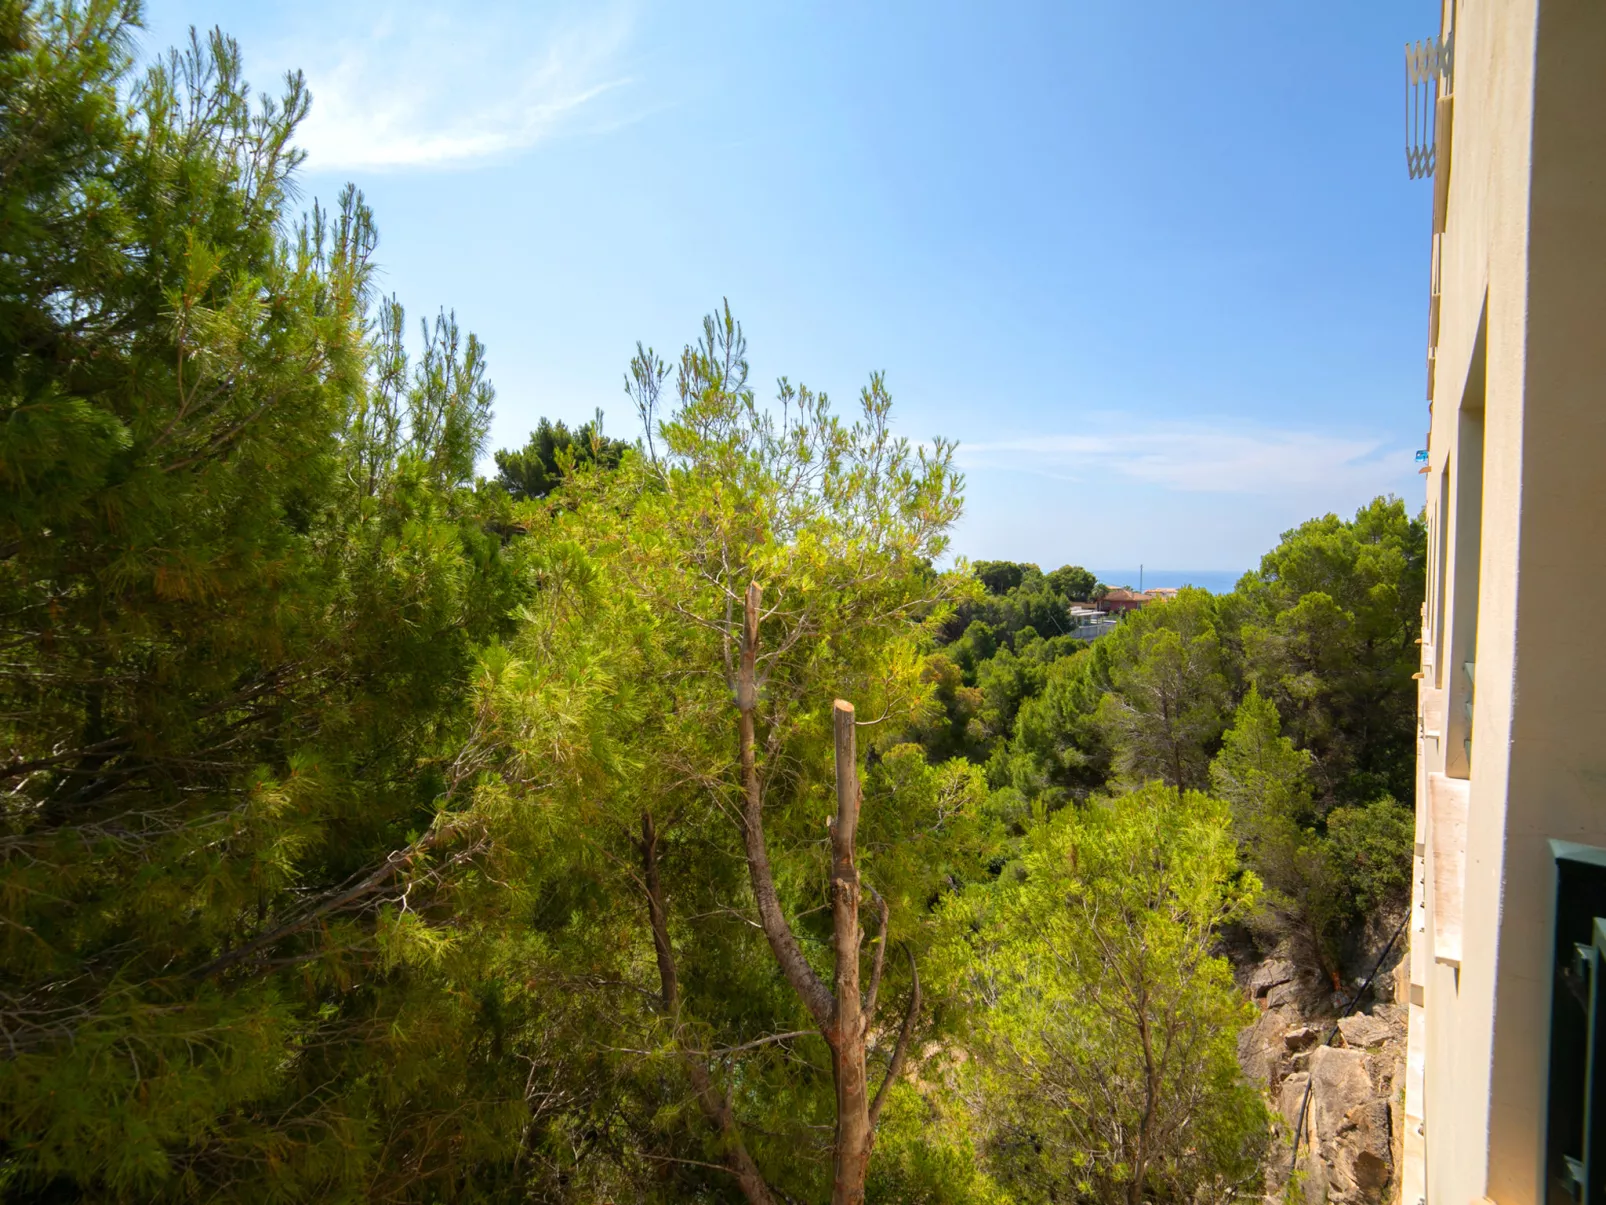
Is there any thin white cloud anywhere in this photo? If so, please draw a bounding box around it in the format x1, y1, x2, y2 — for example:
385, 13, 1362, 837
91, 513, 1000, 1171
956, 422, 1409, 497
275, 4, 638, 171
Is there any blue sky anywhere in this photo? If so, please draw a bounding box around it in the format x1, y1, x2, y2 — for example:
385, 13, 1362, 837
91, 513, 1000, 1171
139, 1, 1437, 573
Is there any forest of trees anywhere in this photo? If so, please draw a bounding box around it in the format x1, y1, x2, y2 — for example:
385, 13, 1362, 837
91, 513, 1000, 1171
1, 7, 1425, 1202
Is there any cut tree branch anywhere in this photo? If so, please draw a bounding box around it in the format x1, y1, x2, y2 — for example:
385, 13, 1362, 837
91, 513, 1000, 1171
830, 697, 872, 1203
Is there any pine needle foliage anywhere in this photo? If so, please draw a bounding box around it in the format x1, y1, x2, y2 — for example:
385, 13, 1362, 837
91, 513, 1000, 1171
1, 5, 530, 1196
464, 305, 988, 1201
939, 784, 1269, 1204
492, 413, 628, 501
0, 7, 1410, 1201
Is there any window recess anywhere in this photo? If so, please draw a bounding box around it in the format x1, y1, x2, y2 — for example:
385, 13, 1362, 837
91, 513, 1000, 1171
1548, 845, 1606, 1204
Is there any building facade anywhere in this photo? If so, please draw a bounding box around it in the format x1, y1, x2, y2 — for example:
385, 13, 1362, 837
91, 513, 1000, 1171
1097, 587, 1151, 614
1406, 2, 1606, 1203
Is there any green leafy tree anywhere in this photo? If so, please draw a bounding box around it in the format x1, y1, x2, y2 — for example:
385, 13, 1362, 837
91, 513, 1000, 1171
973, 560, 1038, 596
917, 621, 1085, 770
1209, 688, 1316, 854
492, 411, 629, 500
1046, 564, 1098, 601
1210, 692, 1413, 979
482, 305, 972, 1203
971, 642, 1046, 748
1323, 798, 1413, 917
1230, 497, 1426, 806
909, 651, 983, 763
0, 10, 533, 1196
1095, 589, 1229, 792
941, 783, 1268, 1204
943, 562, 1080, 648
866, 1083, 1007, 1204
993, 644, 1114, 806
1208, 689, 1329, 962
950, 618, 1000, 676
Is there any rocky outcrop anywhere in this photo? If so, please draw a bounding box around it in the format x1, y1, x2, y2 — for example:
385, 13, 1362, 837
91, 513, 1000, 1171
1233, 919, 1408, 1205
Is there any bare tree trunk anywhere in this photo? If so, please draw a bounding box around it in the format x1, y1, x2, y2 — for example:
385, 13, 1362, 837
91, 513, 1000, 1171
730, 581, 921, 1203
830, 699, 871, 1205
640, 811, 777, 1205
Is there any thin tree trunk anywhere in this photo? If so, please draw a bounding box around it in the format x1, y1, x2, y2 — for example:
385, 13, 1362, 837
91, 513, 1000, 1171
730, 581, 920, 1203
641, 812, 680, 1017
1131, 976, 1157, 1205
640, 811, 777, 1205
829, 699, 871, 1205
868, 942, 920, 1130
735, 582, 837, 1027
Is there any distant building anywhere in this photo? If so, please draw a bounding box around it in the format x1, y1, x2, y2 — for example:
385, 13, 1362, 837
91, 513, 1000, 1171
1098, 588, 1150, 615
1066, 606, 1116, 641
1145, 587, 1181, 602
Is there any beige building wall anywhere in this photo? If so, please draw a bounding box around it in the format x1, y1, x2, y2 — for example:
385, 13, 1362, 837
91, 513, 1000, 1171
1409, 0, 1606, 1202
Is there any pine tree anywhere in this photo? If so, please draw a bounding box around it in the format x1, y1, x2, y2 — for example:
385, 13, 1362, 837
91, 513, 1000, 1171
472, 305, 976, 1202
492, 412, 628, 500
941, 783, 1269, 1204
1094, 589, 1229, 793
1, 8, 530, 1195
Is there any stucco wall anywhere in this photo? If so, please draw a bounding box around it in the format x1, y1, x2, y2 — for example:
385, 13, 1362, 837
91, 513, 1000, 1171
1414, 0, 1606, 1201
1485, 0, 1606, 1198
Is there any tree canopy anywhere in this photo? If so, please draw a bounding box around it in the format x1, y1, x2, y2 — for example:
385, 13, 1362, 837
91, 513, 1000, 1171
491, 413, 629, 501
2, 9, 530, 1194
0, 7, 1424, 1200
941, 784, 1269, 1203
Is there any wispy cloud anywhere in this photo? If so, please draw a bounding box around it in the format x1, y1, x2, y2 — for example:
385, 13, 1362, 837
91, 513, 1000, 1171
274, 3, 639, 171
956, 420, 1410, 497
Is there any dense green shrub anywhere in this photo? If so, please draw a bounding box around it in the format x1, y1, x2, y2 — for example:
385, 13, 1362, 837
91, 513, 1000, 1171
939, 784, 1270, 1203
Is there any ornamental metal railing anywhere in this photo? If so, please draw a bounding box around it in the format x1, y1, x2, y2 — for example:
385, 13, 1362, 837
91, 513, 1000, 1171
1406, 32, 1454, 180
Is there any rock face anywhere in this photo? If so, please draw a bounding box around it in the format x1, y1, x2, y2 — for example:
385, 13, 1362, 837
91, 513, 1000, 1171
1337, 1013, 1394, 1051
1233, 925, 1408, 1205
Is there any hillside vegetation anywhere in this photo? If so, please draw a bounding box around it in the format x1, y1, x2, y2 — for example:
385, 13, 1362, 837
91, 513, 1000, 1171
0, 7, 1423, 1202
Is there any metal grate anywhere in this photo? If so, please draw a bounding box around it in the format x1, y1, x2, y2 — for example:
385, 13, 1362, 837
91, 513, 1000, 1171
1549, 849, 1606, 1203
1405, 33, 1454, 180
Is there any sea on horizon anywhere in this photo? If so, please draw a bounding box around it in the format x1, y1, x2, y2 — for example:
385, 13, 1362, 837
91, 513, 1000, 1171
1090, 568, 1247, 595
